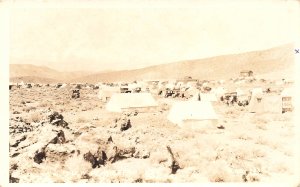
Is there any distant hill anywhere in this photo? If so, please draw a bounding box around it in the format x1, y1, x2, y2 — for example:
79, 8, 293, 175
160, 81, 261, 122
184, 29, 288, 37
10, 44, 294, 83
10, 76, 59, 84
72, 44, 295, 83
9, 64, 92, 83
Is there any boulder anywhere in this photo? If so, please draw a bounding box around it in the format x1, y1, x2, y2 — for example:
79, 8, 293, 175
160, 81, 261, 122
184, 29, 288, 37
33, 147, 47, 164
48, 112, 69, 128
49, 130, 66, 144
83, 151, 99, 169
71, 89, 80, 99
120, 119, 132, 131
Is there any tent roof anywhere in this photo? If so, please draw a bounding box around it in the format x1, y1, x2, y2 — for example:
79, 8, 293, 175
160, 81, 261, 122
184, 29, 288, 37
251, 87, 263, 97
213, 87, 227, 95
167, 101, 218, 124
281, 87, 293, 97
236, 88, 247, 96
165, 83, 175, 89
249, 95, 282, 113
106, 93, 158, 112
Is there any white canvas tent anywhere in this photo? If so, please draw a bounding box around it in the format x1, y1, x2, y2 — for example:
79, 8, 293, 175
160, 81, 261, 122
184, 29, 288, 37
165, 83, 175, 90
136, 81, 148, 92
281, 87, 293, 97
167, 101, 218, 128
98, 87, 120, 102
106, 93, 158, 112
251, 87, 263, 98
186, 82, 197, 88
248, 95, 282, 114
236, 88, 249, 101
213, 87, 227, 98
236, 88, 247, 96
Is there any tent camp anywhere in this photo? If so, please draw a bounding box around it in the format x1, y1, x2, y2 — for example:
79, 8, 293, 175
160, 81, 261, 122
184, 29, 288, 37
167, 101, 218, 129
106, 93, 158, 112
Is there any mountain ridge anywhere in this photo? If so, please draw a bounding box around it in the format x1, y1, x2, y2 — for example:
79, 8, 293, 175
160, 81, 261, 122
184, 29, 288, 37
10, 43, 294, 83
72, 43, 294, 83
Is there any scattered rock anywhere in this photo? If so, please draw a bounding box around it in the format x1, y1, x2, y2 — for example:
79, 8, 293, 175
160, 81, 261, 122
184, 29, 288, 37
95, 147, 108, 165
10, 135, 26, 148
9, 174, 20, 183
120, 119, 132, 131
108, 146, 136, 163
11, 152, 20, 157
93, 117, 99, 121
133, 178, 143, 183
134, 149, 150, 159
45, 143, 76, 163
48, 112, 69, 128
107, 136, 113, 143
242, 170, 259, 182
135, 137, 140, 144
10, 163, 18, 171
33, 147, 47, 164
75, 85, 82, 89
242, 170, 249, 182
49, 130, 66, 144
9, 117, 36, 134
83, 151, 99, 168
71, 89, 80, 99
81, 174, 91, 180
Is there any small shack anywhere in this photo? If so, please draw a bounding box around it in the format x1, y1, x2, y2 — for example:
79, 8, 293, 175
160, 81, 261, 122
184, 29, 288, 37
281, 88, 293, 113
240, 70, 253, 77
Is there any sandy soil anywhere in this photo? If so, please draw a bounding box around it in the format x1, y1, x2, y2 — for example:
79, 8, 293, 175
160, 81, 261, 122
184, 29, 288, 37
9, 84, 296, 183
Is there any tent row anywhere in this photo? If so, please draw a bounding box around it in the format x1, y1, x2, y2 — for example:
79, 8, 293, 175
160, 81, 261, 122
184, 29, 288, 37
104, 87, 293, 122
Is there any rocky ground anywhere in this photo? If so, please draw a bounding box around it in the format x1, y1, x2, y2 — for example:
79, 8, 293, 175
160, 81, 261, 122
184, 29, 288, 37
9, 85, 296, 183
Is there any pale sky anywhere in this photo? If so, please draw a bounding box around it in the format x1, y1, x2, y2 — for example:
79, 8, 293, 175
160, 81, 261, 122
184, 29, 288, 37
9, 0, 300, 72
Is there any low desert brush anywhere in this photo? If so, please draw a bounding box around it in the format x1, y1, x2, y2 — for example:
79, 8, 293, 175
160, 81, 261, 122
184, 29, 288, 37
39, 101, 50, 108
24, 106, 37, 113
29, 112, 43, 123
77, 117, 88, 123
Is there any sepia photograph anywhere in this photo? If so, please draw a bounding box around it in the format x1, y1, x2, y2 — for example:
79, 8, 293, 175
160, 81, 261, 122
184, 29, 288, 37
3, 0, 300, 185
